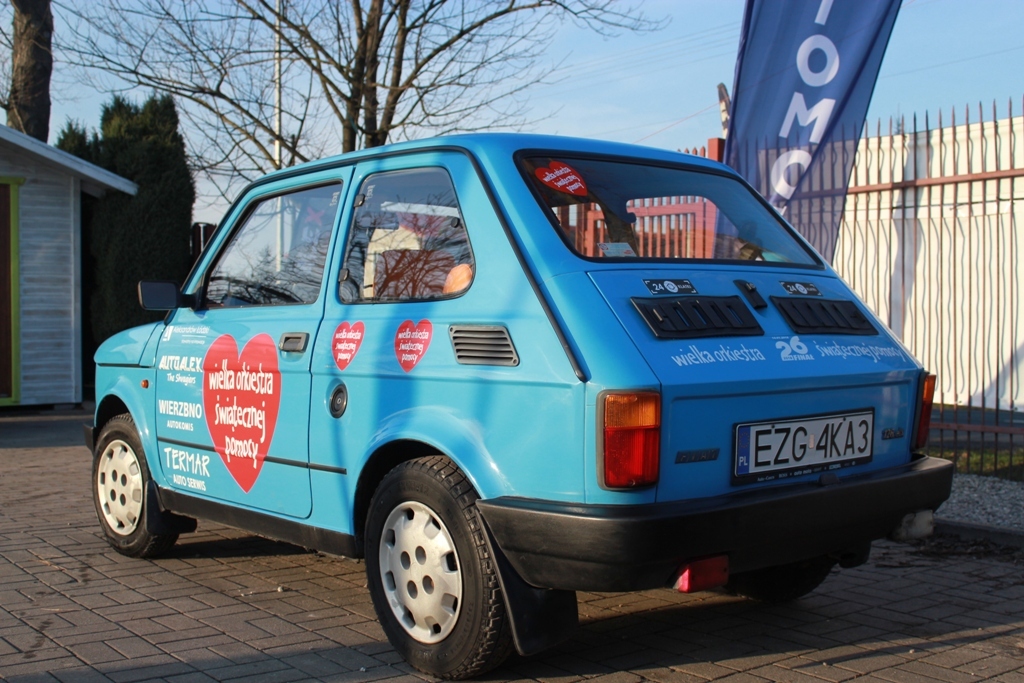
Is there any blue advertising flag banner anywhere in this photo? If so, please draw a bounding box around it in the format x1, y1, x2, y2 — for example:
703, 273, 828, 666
724, 0, 900, 263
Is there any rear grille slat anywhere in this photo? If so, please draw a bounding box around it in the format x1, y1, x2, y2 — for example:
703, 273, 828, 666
633, 296, 763, 340
771, 297, 877, 335
817, 301, 842, 328
449, 325, 520, 366
788, 302, 811, 328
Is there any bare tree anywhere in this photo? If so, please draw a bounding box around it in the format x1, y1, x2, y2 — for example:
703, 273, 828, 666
3, 0, 53, 141
58, 0, 656, 195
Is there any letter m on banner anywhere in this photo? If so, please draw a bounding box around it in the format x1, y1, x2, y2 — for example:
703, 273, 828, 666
724, 0, 900, 263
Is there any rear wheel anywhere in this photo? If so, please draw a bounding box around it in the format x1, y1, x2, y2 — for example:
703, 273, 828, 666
726, 556, 835, 602
365, 456, 512, 679
92, 414, 178, 558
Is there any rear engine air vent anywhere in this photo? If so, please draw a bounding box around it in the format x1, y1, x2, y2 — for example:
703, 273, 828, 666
449, 325, 520, 366
632, 296, 764, 340
771, 297, 878, 335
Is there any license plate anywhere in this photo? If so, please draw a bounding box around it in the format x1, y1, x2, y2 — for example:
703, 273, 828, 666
734, 410, 874, 483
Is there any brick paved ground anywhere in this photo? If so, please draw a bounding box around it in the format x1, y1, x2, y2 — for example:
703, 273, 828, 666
1, 412, 1023, 683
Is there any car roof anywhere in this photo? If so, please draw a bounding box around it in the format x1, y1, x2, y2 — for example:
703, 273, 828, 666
258, 132, 731, 184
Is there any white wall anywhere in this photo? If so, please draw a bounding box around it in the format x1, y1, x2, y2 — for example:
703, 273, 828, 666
0, 144, 81, 405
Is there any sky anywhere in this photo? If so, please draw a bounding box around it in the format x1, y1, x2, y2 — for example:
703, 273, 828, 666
44, 0, 1024, 222
517, 0, 1024, 151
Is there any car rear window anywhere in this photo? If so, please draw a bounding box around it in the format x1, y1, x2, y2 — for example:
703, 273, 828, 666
520, 156, 818, 265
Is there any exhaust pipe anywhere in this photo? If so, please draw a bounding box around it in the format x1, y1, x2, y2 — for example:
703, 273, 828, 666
890, 510, 935, 541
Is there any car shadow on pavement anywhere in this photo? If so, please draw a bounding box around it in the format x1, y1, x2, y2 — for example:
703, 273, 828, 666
160, 524, 1024, 682
478, 570, 1024, 681
170, 532, 317, 560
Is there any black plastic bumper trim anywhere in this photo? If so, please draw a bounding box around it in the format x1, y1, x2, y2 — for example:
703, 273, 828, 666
477, 455, 953, 592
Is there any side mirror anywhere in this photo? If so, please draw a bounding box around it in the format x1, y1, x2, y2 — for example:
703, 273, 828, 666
138, 281, 190, 310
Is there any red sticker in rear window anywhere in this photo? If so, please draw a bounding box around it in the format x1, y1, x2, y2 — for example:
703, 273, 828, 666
535, 161, 588, 196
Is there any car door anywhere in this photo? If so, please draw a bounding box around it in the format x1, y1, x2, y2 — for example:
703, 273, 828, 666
154, 171, 351, 518
305, 151, 586, 537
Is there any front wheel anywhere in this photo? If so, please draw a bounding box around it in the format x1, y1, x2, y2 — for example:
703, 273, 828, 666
726, 556, 836, 603
92, 414, 178, 558
365, 456, 512, 679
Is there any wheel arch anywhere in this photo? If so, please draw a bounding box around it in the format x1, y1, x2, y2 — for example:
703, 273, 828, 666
95, 394, 130, 435
350, 407, 511, 554
352, 439, 443, 555
92, 371, 160, 483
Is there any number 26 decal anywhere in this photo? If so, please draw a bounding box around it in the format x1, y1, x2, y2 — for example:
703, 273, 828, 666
776, 336, 809, 361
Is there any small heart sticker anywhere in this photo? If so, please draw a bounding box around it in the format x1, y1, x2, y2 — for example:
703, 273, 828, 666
202, 334, 281, 493
395, 320, 432, 372
535, 161, 587, 196
332, 321, 365, 371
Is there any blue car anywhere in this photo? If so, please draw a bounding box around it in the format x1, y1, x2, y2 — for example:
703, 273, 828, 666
86, 134, 953, 679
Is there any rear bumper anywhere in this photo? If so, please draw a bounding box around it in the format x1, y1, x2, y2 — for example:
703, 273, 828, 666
477, 454, 953, 592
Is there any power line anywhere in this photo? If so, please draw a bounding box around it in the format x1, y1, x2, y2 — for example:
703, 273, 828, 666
532, 23, 740, 93
632, 101, 719, 144
528, 38, 739, 98
879, 44, 1024, 80
544, 21, 739, 79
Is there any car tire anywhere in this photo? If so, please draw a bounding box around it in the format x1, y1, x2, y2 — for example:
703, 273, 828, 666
726, 556, 836, 603
365, 456, 513, 679
92, 413, 178, 558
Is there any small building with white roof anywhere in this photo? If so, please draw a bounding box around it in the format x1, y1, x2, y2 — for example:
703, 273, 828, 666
0, 124, 137, 407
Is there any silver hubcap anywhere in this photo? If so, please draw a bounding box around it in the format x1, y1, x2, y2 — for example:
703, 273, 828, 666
379, 501, 462, 643
96, 439, 144, 536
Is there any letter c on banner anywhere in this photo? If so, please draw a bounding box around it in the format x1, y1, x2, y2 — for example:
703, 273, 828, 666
796, 35, 840, 87
771, 149, 813, 200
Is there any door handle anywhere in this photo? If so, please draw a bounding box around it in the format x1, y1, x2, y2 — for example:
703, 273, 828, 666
279, 332, 309, 353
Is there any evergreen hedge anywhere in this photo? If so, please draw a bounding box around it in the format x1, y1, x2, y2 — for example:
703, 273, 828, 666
57, 94, 195, 346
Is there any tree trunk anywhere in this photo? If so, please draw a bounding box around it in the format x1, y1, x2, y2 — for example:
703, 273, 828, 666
8, 0, 53, 142
361, 0, 383, 148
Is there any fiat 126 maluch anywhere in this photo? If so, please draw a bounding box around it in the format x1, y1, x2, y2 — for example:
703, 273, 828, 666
86, 134, 953, 679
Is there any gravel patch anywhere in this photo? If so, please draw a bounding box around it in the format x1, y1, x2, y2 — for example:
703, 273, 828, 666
935, 473, 1024, 532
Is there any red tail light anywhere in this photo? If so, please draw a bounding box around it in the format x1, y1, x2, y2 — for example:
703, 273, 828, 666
915, 373, 936, 450
602, 392, 660, 488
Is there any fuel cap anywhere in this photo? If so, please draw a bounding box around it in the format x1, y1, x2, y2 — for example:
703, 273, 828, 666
329, 385, 348, 418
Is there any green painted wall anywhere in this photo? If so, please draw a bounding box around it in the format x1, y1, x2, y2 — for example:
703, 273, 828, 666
0, 177, 23, 406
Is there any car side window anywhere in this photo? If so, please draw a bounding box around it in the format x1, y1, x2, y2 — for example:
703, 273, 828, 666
339, 168, 474, 303
205, 183, 343, 307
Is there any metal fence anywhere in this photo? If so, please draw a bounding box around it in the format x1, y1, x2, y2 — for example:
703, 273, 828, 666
556, 197, 720, 259
832, 101, 1024, 480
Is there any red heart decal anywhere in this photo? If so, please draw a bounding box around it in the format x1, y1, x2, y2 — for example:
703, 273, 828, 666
395, 320, 432, 372
535, 161, 588, 196
332, 321, 365, 371
202, 334, 281, 493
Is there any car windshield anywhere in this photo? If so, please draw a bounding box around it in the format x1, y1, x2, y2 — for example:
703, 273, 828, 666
520, 156, 818, 265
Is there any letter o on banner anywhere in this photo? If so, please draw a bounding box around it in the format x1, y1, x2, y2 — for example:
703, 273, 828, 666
796, 34, 840, 87
771, 149, 813, 200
